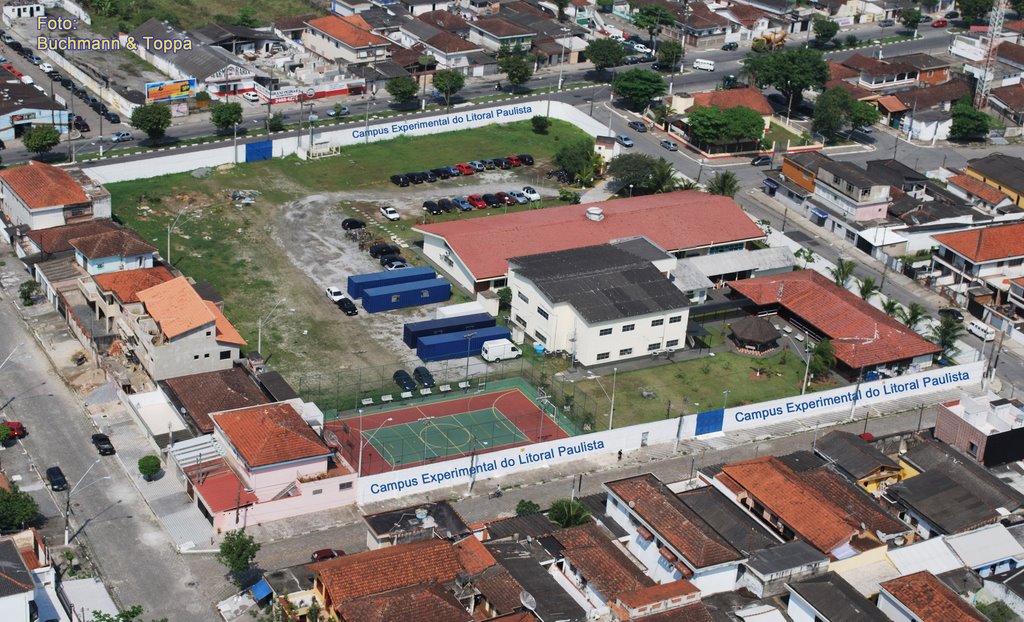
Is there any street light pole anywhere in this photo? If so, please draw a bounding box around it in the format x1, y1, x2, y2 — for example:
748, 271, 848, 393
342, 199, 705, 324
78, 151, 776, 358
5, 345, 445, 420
257, 298, 288, 355
358, 417, 393, 477
608, 367, 618, 431
464, 331, 477, 389
722, 389, 730, 410
232, 122, 239, 164
64, 459, 107, 545
166, 205, 193, 266
801, 343, 812, 395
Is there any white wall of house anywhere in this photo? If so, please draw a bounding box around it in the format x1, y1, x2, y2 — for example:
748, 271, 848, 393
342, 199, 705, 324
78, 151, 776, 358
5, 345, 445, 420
813, 178, 889, 222
76, 251, 155, 275
692, 564, 740, 595
0, 589, 34, 622
122, 314, 238, 381
421, 234, 479, 291
215, 428, 329, 501
0, 186, 64, 230
786, 591, 822, 622
877, 590, 916, 622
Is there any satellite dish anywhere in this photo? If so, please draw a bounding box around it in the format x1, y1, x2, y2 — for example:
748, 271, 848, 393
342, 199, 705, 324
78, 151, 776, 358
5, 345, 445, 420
519, 590, 537, 611
325, 430, 340, 448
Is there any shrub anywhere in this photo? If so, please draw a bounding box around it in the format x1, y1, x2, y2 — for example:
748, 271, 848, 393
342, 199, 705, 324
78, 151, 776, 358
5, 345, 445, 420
138, 455, 162, 480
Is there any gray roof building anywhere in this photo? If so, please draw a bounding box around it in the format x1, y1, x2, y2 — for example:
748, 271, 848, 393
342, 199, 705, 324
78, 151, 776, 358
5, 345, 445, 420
814, 430, 900, 481
968, 153, 1024, 197
746, 541, 828, 577
362, 500, 470, 546
676, 486, 779, 554
787, 572, 888, 622
0, 538, 33, 599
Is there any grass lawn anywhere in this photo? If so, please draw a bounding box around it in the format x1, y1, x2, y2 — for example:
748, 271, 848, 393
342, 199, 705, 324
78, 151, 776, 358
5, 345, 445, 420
89, 1, 311, 35
765, 123, 803, 148
573, 350, 822, 430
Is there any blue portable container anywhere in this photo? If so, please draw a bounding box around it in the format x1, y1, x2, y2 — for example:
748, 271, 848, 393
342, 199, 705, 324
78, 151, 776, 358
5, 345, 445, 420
362, 278, 451, 313
346, 266, 435, 299
402, 313, 497, 349
416, 326, 512, 362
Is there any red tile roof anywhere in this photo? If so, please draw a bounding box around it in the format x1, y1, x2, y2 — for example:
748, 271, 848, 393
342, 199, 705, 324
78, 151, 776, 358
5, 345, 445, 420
336, 582, 471, 622
70, 229, 156, 260
553, 523, 655, 600
728, 271, 940, 369
473, 18, 532, 38
137, 276, 216, 340
617, 579, 699, 608
689, 87, 772, 115
424, 31, 479, 54
417, 10, 470, 31
415, 191, 765, 281
0, 161, 89, 209
718, 457, 857, 554
933, 222, 1024, 262
162, 368, 270, 434
997, 41, 1024, 66
183, 460, 258, 512
475, 566, 526, 614
315, 539, 462, 604
93, 266, 175, 304
212, 402, 329, 468
453, 536, 495, 574
991, 83, 1024, 113
881, 571, 987, 621
25, 219, 121, 254
895, 79, 972, 110
876, 94, 909, 113
636, 603, 714, 622
797, 469, 909, 539
205, 301, 246, 347
947, 174, 1009, 206
726, 4, 769, 26
825, 79, 873, 101
829, 60, 859, 81
306, 14, 387, 47
605, 475, 741, 568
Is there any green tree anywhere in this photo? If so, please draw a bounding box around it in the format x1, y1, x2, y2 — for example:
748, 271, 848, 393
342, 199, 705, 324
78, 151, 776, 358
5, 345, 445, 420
432, 70, 465, 107
808, 339, 836, 380
90, 606, 167, 622
706, 171, 740, 197
210, 102, 243, 131
553, 0, 571, 21
657, 39, 683, 71
958, 0, 995, 23
647, 157, 679, 193
0, 424, 10, 444
597, 0, 614, 11
613, 68, 667, 109
0, 484, 39, 533
849, 100, 882, 129
217, 529, 261, 578
829, 258, 856, 288
950, 101, 992, 140
813, 17, 840, 44
18, 280, 41, 305
928, 314, 967, 360
586, 38, 627, 74
813, 87, 852, 139
898, 302, 930, 329
795, 247, 816, 268
555, 137, 597, 183
417, 54, 437, 70
267, 114, 285, 132
516, 499, 541, 515
607, 153, 678, 194
306, 598, 322, 622
634, 4, 676, 45
22, 125, 61, 155
385, 76, 419, 105
498, 43, 534, 87
235, 7, 259, 27
744, 47, 828, 108
137, 455, 161, 480
686, 105, 726, 146
558, 188, 582, 204
130, 103, 171, 140
899, 8, 922, 30
722, 106, 766, 142
531, 115, 551, 134
548, 498, 591, 528
858, 276, 879, 301
881, 298, 902, 317
497, 287, 512, 309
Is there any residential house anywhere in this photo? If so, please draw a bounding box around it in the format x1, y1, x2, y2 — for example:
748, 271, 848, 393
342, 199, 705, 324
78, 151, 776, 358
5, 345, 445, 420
886, 53, 952, 86
967, 153, 1024, 208
604, 474, 746, 593
160, 367, 270, 434
895, 78, 973, 113
670, 87, 772, 152
935, 393, 1024, 466
930, 222, 1024, 307
678, 1, 735, 49
80, 266, 175, 335
420, 31, 483, 72
125, 276, 247, 381
0, 77, 70, 141
303, 14, 390, 67
998, 41, 1024, 70
989, 83, 1024, 131
485, 539, 588, 622
738, 541, 829, 598
507, 239, 690, 366
885, 536, 966, 577
0, 537, 35, 622
608, 580, 711, 621
1011, 277, 1024, 323
719, 4, 779, 41
982, 568, 1024, 619
363, 500, 470, 549
763, 150, 833, 209
2, 0, 44, 20
812, 158, 891, 224
191, 23, 283, 54
786, 572, 888, 622
814, 430, 906, 491
468, 18, 534, 52
0, 162, 111, 233
17, 219, 121, 262
878, 571, 987, 622
865, 159, 929, 199
549, 523, 656, 613
417, 9, 471, 37
272, 14, 318, 42
683, 247, 796, 288
70, 230, 156, 276
841, 53, 918, 91
945, 524, 1024, 578
946, 173, 1015, 214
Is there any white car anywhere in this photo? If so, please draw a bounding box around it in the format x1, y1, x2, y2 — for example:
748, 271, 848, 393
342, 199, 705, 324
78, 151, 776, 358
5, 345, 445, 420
242, 92, 260, 102
380, 206, 400, 221
522, 186, 541, 201
39, 62, 53, 73
632, 43, 652, 54
19, 75, 33, 85
325, 286, 345, 302
308, 112, 320, 122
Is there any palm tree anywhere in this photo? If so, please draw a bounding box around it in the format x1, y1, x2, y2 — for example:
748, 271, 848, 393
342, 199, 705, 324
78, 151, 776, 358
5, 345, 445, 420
649, 158, 679, 193
857, 276, 879, 302
898, 302, 930, 330
828, 258, 856, 288
881, 298, 902, 318
548, 498, 591, 528
808, 339, 836, 381
678, 179, 700, 190
553, 0, 570, 21
928, 314, 966, 360
705, 171, 740, 197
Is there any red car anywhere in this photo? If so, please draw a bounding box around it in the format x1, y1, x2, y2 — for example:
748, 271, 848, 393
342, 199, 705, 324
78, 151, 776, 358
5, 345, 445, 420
454, 163, 475, 175
506, 155, 522, 167
931, 18, 948, 27
2, 421, 26, 439
310, 548, 345, 562
467, 194, 487, 208
495, 192, 516, 206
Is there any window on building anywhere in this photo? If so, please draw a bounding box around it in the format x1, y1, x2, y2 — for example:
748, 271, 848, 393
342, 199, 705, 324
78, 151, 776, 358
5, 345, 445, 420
968, 442, 978, 457
666, 339, 679, 347
619, 348, 632, 356
596, 352, 610, 361
220, 351, 231, 360
339, 482, 353, 490
534, 331, 547, 344
537, 307, 550, 319
599, 328, 613, 336
515, 315, 527, 328
622, 324, 635, 332
193, 355, 199, 360
651, 319, 664, 327
669, 316, 682, 324
518, 291, 529, 303
204, 353, 210, 358
648, 343, 661, 351
312, 489, 323, 495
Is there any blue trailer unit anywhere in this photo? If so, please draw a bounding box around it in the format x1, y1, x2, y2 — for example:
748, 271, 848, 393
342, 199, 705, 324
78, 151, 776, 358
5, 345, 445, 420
346, 266, 435, 299
362, 278, 451, 313
416, 326, 512, 362
402, 313, 497, 349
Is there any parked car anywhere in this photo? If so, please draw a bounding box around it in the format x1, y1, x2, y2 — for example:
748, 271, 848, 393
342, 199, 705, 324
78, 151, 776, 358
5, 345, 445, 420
28, 54, 42, 65
517, 154, 534, 165
311, 549, 345, 562
379, 253, 403, 266
423, 200, 442, 215
879, 18, 895, 26
660, 139, 679, 151
431, 167, 451, 179
242, 92, 260, 102
721, 42, 738, 51
495, 192, 516, 206
631, 43, 652, 54
325, 286, 345, 302
404, 172, 425, 184
437, 198, 455, 212
413, 366, 435, 388
369, 242, 400, 258
938, 308, 964, 322
481, 158, 496, 169
73, 116, 90, 132
341, 217, 365, 230
421, 170, 437, 183
455, 163, 475, 175
384, 261, 410, 271
522, 186, 541, 201
468, 160, 486, 172
379, 206, 400, 221
931, 18, 948, 27
60, 77, 73, 89
751, 155, 772, 166
482, 193, 501, 207
445, 165, 463, 177
508, 190, 529, 204
627, 120, 648, 133
92, 433, 116, 455
506, 155, 522, 167
327, 105, 350, 116
393, 369, 417, 392
110, 131, 133, 142
104, 112, 121, 124
2, 421, 26, 439
46, 466, 67, 491
467, 194, 487, 208
38, 62, 53, 73
493, 157, 512, 169
616, 135, 634, 148
390, 174, 410, 187
944, 10, 959, 18
453, 197, 473, 211
308, 112, 319, 121
337, 297, 358, 316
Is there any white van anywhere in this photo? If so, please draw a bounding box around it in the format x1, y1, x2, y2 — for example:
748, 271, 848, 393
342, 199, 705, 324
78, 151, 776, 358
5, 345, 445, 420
693, 58, 716, 72
967, 319, 995, 342
481, 339, 522, 362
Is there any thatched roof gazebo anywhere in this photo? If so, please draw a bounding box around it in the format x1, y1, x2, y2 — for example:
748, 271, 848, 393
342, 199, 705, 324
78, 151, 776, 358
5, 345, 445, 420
730, 316, 781, 353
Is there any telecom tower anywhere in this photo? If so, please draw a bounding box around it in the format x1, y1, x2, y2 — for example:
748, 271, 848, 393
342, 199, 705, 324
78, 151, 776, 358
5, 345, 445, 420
975, 0, 1009, 109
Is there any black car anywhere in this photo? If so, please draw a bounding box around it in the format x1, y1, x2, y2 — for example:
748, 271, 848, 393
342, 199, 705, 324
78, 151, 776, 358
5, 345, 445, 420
393, 369, 417, 392
627, 120, 648, 133
390, 174, 410, 187
751, 155, 772, 167
413, 366, 435, 388
405, 172, 425, 184
92, 433, 116, 455
938, 308, 964, 322
92, 102, 108, 115
73, 116, 90, 132
517, 154, 534, 165
104, 112, 121, 124
337, 297, 358, 316
8, 41, 22, 52
437, 198, 455, 213
445, 165, 462, 177
380, 253, 403, 267
721, 41, 738, 51
944, 10, 959, 18
481, 159, 496, 170
635, 53, 656, 63
369, 242, 400, 258
431, 167, 451, 180
423, 200, 442, 215
482, 193, 501, 207
60, 77, 73, 88
493, 157, 512, 169
341, 217, 365, 230
422, 170, 437, 183
46, 466, 67, 491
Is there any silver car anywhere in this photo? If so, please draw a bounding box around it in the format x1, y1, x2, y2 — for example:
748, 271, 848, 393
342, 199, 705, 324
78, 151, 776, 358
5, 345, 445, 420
660, 140, 678, 151
617, 135, 634, 148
